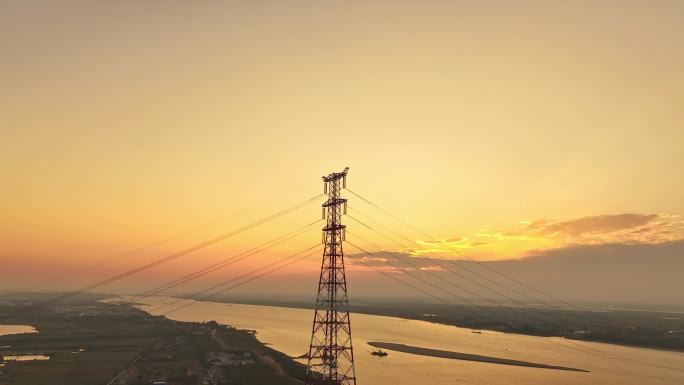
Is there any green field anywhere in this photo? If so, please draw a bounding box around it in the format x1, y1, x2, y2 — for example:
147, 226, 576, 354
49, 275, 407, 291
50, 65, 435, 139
0, 293, 304, 385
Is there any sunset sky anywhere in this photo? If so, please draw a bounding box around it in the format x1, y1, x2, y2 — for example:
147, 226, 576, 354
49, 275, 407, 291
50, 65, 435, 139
1, 1, 683, 298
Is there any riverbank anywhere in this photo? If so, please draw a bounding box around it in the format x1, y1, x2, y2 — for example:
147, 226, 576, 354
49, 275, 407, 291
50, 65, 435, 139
195, 295, 684, 352
137, 296, 684, 385
0, 293, 304, 385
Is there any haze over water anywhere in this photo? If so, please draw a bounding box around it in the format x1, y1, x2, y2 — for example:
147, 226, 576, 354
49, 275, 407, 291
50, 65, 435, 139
139, 297, 684, 385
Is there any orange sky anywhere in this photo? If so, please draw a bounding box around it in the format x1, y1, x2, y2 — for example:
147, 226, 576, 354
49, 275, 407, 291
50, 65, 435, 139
1, 1, 683, 293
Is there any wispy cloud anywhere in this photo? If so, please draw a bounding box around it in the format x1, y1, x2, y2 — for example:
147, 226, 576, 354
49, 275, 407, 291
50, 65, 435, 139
400, 213, 684, 261
518, 213, 683, 245
348, 251, 445, 272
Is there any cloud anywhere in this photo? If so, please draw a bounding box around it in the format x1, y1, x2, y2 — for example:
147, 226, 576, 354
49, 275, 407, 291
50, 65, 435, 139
521, 213, 683, 246
348, 251, 444, 271
404, 213, 684, 261
529, 213, 657, 236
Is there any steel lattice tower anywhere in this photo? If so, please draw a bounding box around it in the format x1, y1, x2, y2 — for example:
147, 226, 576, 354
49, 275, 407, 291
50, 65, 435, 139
305, 167, 356, 385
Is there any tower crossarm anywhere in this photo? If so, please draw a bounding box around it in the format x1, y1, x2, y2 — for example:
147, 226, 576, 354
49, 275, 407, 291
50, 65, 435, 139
322, 167, 349, 182
323, 198, 347, 207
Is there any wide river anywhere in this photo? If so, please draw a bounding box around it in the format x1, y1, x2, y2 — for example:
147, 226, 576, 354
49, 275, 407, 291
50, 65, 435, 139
138, 297, 684, 385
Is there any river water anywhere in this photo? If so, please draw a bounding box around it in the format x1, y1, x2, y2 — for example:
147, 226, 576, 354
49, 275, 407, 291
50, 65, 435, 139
137, 297, 684, 385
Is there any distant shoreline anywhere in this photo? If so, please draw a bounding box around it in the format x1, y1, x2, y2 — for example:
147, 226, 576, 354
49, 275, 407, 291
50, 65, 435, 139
368, 341, 589, 372
182, 296, 684, 353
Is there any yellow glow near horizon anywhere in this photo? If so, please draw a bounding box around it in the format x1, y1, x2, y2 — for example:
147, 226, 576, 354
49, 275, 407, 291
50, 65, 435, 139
1, 1, 683, 288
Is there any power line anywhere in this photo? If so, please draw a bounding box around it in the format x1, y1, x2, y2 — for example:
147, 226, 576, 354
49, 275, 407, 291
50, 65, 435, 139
127, 219, 322, 303
346, 213, 584, 319
345, 240, 503, 319
344, 240, 657, 368
3, 193, 324, 320
161, 244, 321, 315
346, 188, 434, 241
344, 227, 663, 368
348, 203, 638, 332
40, 221, 321, 338
345, 190, 680, 370
346, 189, 627, 323
11, 178, 320, 295
345, 242, 485, 312
346, 229, 575, 327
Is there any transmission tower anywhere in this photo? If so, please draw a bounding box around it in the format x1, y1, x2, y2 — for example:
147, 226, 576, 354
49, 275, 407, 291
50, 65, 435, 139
305, 167, 356, 385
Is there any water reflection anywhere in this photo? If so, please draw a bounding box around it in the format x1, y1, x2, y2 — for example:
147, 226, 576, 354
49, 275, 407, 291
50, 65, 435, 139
137, 297, 684, 385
